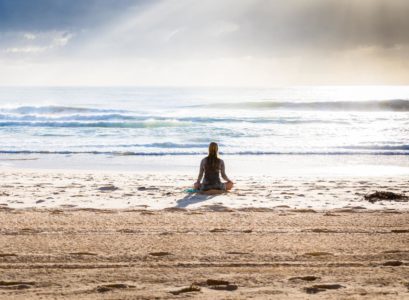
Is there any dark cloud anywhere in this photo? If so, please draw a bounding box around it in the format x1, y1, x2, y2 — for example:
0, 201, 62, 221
67, 0, 409, 60
154, 0, 409, 55
1, 0, 408, 57
256, 0, 409, 50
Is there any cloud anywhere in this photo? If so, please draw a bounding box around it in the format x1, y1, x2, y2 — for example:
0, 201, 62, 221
4, 46, 47, 54
2, 0, 409, 58
63, 0, 409, 61
0, 0, 408, 85
1, 30, 75, 58
52, 32, 74, 47
23, 33, 36, 40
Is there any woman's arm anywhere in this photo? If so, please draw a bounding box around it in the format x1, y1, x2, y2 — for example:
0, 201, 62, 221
220, 160, 232, 182
196, 158, 205, 183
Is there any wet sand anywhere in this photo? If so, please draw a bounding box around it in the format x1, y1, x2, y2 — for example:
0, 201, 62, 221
0, 209, 408, 299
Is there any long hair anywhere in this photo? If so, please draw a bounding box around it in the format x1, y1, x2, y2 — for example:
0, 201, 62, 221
206, 142, 220, 171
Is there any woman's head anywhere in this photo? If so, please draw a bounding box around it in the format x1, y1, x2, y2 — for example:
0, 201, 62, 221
206, 142, 219, 170
208, 142, 218, 158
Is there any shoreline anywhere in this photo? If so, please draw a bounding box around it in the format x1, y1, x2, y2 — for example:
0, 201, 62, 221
2, 153, 409, 177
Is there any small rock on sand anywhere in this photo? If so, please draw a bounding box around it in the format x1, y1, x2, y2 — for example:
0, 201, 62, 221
96, 283, 134, 293
382, 260, 403, 266
304, 284, 344, 294
203, 279, 238, 291
97, 185, 119, 191
149, 252, 172, 257
364, 191, 408, 203
289, 276, 319, 282
170, 284, 201, 295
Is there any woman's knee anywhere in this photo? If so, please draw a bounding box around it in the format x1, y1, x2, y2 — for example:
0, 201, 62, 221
194, 182, 201, 189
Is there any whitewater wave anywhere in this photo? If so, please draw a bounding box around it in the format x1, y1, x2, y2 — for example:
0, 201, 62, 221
337, 145, 409, 151
204, 99, 409, 111
70, 142, 211, 149
0, 110, 351, 126
0, 120, 191, 128
67, 143, 409, 151
0, 118, 349, 126
0, 113, 139, 122
0, 150, 408, 156
0, 105, 127, 115
3, 100, 409, 121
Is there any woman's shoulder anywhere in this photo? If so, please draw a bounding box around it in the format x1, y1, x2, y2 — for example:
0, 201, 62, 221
201, 156, 223, 163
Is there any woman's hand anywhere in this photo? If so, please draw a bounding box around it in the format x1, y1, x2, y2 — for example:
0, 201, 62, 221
226, 181, 234, 190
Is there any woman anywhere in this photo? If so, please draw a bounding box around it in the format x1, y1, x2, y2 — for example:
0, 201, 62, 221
194, 142, 234, 192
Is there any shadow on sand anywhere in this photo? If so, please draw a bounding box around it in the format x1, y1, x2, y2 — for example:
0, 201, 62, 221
176, 192, 221, 208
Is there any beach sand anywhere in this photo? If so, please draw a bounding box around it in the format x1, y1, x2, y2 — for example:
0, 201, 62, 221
0, 169, 408, 299
0, 209, 408, 299
1, 169, 409, 210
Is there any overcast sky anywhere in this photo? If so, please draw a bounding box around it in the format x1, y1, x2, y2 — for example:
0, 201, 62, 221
0, 0, 408, 86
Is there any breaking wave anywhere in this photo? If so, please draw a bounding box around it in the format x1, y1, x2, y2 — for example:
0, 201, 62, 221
0, 149, 408, 156
0, 105, 127, 115
205, 99, 409, 111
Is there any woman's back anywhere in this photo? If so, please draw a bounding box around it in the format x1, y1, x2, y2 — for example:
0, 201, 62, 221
202, 157, 222, 185
194, 142, 234, 192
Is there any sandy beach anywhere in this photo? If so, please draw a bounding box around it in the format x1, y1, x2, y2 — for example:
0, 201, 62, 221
0, 169, 408, 299
0, 208, 408, 299
1, 169, 409, 210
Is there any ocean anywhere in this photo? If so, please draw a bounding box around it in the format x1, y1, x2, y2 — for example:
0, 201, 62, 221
1, 86, 409, 176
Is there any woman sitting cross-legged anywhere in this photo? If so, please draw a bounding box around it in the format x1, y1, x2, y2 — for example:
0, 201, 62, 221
194, 142, 234, 193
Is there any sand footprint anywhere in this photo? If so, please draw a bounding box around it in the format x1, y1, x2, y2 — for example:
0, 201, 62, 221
0, 281, 36, 290
304, 252, 334, 256
0, 253, 17, 257
96, 283, 135, 293
149, 252, 172, 257
69, 252, 98, 256
304, 284, 344, 294
170, 284, 201, 295
209, 228, 228, 233
382, 260, 403, 266
289, 276, 320, 282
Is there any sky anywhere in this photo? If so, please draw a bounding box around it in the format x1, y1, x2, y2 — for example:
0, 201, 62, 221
0, 0, 408, 86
